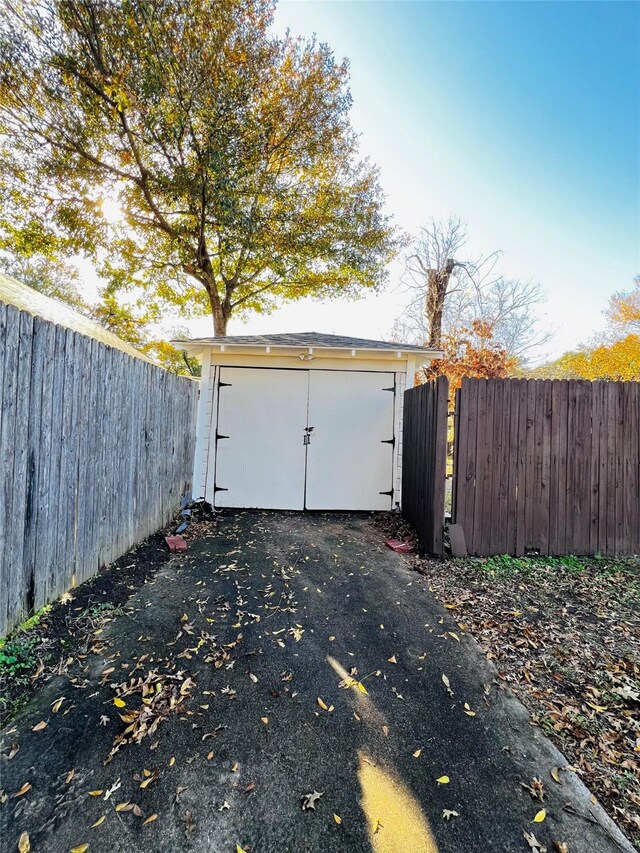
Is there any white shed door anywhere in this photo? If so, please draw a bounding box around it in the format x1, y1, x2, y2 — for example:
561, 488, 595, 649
305, 371, 395, 511
214, 367, 308, 509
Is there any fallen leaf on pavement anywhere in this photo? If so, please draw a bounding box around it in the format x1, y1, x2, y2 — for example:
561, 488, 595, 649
317, 697, 328, 710
91, 816, 105, 828
17, 832, 30, 853
70, 845, 89, 853
523, 830, 547, 851
553, 843, 568, 853
333, 813, 342, 824
388, 655, 397, 664
532, 808, 546, 823
32, 721, 47, 732
12, 783, 32, 798
301, 790, 324, 811
142, 814, 157, 826
436, 775, 450, 784
113, 698, 126, 708
412, 749, 422, 758
442, 809, 459, 820
550, 767, 562, 784
441, 674, 453, 696
521, 778, 545, 801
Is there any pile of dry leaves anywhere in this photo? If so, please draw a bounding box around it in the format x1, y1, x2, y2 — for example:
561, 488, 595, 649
414, 552, 640, 846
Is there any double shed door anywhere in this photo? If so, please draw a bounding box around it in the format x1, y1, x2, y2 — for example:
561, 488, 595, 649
213, 367, 395, 510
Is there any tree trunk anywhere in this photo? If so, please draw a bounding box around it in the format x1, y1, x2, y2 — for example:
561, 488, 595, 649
209, 289, 228, 336
426, 259, 456, 349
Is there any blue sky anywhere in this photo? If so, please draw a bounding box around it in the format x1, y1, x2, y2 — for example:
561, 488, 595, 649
204, 0, 639, 361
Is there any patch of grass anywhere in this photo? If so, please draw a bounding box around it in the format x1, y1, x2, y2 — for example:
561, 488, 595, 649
0, 604, 52, 652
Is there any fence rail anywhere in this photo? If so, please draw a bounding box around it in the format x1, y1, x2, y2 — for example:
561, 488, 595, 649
0, 302, 198, 636
453, 378, 640, 556
401, 377, 449, 555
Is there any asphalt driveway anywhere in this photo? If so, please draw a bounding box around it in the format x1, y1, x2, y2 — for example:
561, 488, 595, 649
0, 512, 634, 853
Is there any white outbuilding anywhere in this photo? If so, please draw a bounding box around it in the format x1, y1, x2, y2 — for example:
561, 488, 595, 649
173, 332, 441, 512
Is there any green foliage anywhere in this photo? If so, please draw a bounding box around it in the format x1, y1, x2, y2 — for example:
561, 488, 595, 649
0, 0, 399, 333
0, 634, 40, 682
0, 251, 90, 312
477, 553, 587, 580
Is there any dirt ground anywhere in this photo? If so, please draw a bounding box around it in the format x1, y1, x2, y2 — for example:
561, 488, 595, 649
409, 546, 640, 848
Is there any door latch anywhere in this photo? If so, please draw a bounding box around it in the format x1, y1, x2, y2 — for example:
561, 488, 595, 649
303, 426, 314, 446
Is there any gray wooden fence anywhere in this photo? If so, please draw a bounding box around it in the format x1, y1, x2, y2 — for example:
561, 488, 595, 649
401, 377, 449, 554
0, 302, 198, 636
452, 378, 640, 556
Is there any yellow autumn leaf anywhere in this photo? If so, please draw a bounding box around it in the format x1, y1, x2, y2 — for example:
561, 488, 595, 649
113, 698, 126, 708
32, 721, 47, 732
388, 655, 397, 664
51, 697, 65, 713
333, 813, 342, 824
13, 782, 32, 798
550, 767, 561, 784
261, 717, 269, 724
436, 775, 450, 784
91, 816, 105, 828
356, 681, 368, 695
317, 697, 328, 710
448, 632, 460, 641
142, 814, 157, 826
18, 832, 30, 853
533, 809, 546, 823
70, 845, 89, 853
168, 756, 175, 767
114, 802, 130, 812
236, 846, 247, 853
412, 749, 422, 758
88, 790, 103, 797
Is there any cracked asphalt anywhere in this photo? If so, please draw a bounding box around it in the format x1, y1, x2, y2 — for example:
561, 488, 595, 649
0, 512, 634, 853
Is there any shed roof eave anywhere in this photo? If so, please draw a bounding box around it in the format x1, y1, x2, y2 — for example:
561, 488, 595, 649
170, 339, 443, 360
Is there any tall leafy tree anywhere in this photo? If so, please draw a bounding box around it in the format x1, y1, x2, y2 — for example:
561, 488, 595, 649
0, 0, 397, 334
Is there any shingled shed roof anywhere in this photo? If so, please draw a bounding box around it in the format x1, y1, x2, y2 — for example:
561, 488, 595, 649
0, 272, 154, 364
172, 331, 440, 355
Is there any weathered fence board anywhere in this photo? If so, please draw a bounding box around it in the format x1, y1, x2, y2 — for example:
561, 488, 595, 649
401, 377, 449, 554
0, 305, 198, 636
452, 378, 640, 557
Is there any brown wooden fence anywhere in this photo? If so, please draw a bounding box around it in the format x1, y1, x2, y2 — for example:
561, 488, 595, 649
401, 377, 449, 554
0, 301, 198, 636
452, 378, 640, 556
